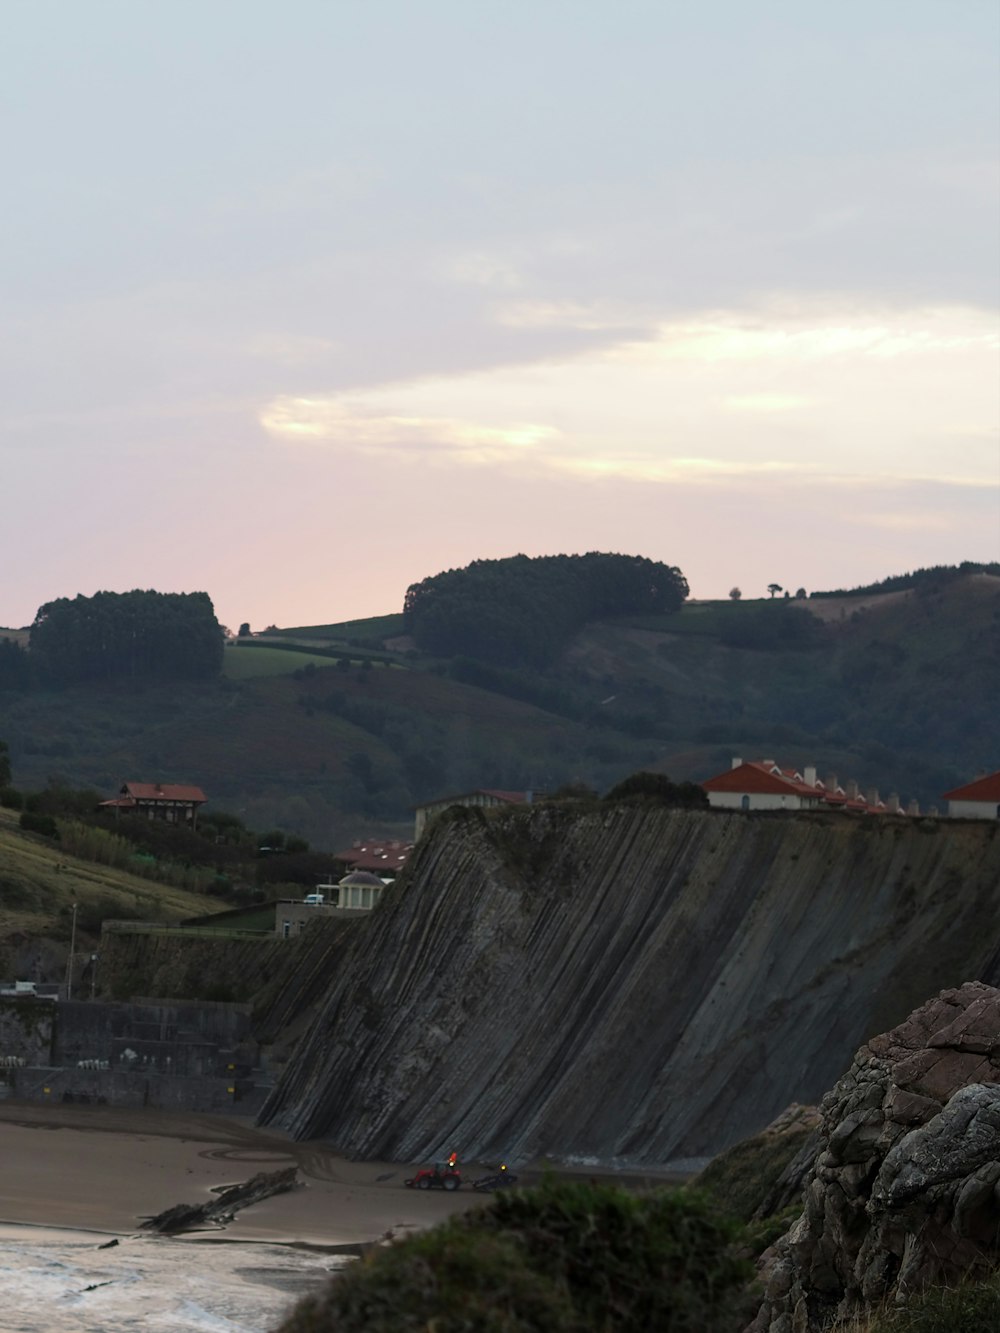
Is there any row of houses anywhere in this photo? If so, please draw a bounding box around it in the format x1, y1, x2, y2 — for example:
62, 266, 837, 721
700, 758, 1000, 819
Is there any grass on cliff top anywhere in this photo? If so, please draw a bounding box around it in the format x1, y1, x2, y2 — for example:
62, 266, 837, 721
277, 1178, 753, 1333
857, 1271, 1000, 1332
0, 806, 213, 945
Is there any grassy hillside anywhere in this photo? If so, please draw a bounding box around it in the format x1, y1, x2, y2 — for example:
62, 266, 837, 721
0, 806, 217, 976
1, 574, 996, 849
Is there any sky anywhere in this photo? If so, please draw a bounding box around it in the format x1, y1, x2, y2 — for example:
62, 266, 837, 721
2, 0, 998, 632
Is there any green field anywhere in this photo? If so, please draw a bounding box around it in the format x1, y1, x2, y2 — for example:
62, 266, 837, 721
222, 644, 346, 679
266, 613, 406, 643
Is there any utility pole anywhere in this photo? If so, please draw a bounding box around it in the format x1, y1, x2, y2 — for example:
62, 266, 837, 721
65, 902, 78, 1000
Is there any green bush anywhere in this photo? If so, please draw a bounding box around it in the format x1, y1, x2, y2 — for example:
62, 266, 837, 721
276, 1178, 751, 1333
19, 810, 60, 839
604, 771, 709, 809
0, 785, 24, 809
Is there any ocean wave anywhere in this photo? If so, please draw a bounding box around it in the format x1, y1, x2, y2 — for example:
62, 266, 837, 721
0, 1230, 344, 1333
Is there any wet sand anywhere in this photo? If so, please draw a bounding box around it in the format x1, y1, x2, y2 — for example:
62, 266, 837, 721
0, 1101, 482, 1247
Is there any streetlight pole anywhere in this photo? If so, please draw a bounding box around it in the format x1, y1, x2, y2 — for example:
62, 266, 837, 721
65, 902, 77, 1000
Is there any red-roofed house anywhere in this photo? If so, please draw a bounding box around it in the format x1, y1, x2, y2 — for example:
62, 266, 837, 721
700, 759, 893, 815
414, 789, 538, 840
100, 781, 207, 827
701, 759, 827, 812
942, 771, 1000, 820
332, 838, 413, 878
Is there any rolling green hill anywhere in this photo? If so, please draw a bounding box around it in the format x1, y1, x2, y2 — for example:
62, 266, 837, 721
0, 805, 222, 977
1, 570, 997, 849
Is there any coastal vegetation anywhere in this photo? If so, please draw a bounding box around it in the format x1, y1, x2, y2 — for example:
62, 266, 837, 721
277, 1177, 752, 1333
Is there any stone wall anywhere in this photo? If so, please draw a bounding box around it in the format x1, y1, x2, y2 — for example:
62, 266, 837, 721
1, 995, 269, 1113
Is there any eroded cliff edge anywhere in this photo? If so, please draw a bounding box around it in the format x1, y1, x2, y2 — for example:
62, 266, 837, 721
259, 805, 1000, 1164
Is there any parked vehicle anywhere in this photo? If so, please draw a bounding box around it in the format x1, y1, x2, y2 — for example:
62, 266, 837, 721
404, 1153, 461, 1191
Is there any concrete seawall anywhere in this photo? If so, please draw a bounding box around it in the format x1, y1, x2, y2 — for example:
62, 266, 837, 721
0, 996, 269, 1113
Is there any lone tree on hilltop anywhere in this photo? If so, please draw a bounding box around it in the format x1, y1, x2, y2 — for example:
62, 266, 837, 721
729, 587, 742, 601
767, 583, 783, 599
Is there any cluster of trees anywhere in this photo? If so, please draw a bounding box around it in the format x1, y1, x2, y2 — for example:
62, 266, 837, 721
809, 561, 1000, 599
29, 590, 224, 685
403, 553, 689, 668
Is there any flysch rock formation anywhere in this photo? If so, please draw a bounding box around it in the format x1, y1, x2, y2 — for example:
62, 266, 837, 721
259, 803, 1000, 1166
750, 981, 1000, 1331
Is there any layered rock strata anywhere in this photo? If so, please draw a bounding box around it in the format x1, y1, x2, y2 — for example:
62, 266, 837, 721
260, 804, 1000, 1164
751, 982, 1000, 1331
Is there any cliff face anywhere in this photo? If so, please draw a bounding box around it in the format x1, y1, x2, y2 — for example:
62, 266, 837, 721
259, 805, 1000, 1165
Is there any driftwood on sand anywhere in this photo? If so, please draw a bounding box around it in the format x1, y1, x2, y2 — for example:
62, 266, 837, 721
140, 1166, 300, 1234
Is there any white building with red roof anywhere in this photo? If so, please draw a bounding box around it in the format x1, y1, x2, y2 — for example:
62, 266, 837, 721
701, 759, 892, 814
942, 771, 1000, 820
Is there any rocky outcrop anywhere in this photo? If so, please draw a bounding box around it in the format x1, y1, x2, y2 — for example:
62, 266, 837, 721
259, 803, 1000, 1166
140, 1166, 300, 1233
751, 982, 1000, 1331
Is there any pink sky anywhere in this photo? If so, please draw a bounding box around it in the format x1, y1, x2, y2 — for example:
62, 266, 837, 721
2, 4, 997, 633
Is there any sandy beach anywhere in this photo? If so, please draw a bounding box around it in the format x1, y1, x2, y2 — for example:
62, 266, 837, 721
0, 1100, 482, 1245
0, 1100, 493, 1331
0, 1100, 695, 1331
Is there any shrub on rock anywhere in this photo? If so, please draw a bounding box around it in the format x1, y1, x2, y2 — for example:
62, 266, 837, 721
276, 1178, 751, 1332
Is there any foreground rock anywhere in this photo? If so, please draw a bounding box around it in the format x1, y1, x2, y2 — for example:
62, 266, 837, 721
140, 1166, 299, 1234
750, 982, 1000, 1331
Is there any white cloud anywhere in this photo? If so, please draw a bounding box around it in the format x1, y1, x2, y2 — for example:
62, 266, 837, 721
260, 299, 1000, 492
259, 396, 559, 463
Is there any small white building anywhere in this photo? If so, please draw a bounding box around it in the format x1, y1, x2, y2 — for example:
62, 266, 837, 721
942, 771, 1000, 820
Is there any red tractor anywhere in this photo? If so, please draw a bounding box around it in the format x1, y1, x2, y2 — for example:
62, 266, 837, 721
404, 1152, 462, 1191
